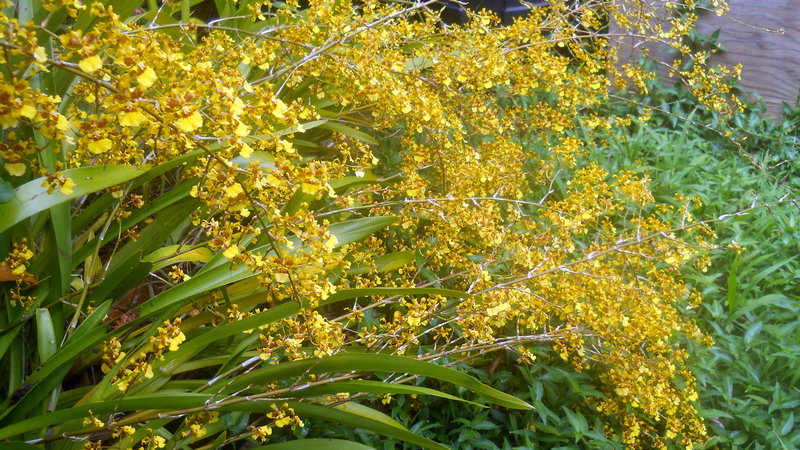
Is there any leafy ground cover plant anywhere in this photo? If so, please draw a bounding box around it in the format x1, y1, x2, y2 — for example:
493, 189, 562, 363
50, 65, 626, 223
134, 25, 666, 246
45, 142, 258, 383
598, 100, 800, 448
0, 0, 743, 448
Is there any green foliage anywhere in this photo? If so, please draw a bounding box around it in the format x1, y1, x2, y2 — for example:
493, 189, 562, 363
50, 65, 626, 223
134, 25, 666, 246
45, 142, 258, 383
1, 0, 779, 448
612, 128, 799, 447
304, 354, 622, 448
2, 1, 550, 447
590, 99, 800, 449
324, 71, 800, 448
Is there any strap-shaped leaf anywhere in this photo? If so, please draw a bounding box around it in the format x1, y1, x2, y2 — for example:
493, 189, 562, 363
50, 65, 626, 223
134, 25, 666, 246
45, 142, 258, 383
71, 178, 197, 268
137, 216, 399, 318
227, 401, 448, 450
254, 439, 375, 450
161, 302, 300, 366
219, 353, 533, 410
143, 245, 213, 271
34, 309, 57, 364
346, 250, 415, 275
280, 379, 484, 407
318, 121, 379, 145
0, 302, 112, 424
0, 166, 147, 233
0, 393, 212, 440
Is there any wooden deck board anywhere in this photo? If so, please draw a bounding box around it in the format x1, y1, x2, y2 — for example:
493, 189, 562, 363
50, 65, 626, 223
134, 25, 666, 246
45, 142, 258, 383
612, 0, 799, 117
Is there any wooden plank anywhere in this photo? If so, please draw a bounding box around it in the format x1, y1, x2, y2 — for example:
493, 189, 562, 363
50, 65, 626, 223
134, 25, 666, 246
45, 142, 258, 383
611, 0, 800, 118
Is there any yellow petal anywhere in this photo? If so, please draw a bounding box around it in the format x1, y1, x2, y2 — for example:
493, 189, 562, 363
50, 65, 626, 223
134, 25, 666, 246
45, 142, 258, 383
56, 114, 70, 131
33, 46, 48, 63
60, 177, 76, 195
223, 245, 240, 260
224, 182, 244, 198
136, 66, 157, 88
4, 162, 26, 176
20, 104, 37, 119
274, 272, 289, 283
266, 174, 281, 187
234, 122, 250, 137
78, 55, 103, 74
324, 235, 338, 249
276, 139, 294, 154
231, 97, 246, 116
272, 98, 288, 119
175, 111, 203, 133
0, 115, 19, 129
87, 138, 112, 154
301, 182, 320, 195
239, 143, 254, 159
119, 110, 147, 127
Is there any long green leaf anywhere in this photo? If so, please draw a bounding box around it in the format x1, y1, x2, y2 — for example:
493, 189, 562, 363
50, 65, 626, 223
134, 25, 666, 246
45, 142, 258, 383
140, 216, 399, 318
318, 121, 379, 146
255, 439, 375, 450
133, 262, 252, 319
0, 325, 22, 362
726, 255, 740, 314
332, 402, 405, 430
104, 199, 200, 275
0, 302, 112, 424
199, 216, 397, 274
180, 284, 469, 332
346, 250, 415, 275
71, 178, 197, 267
70, 151, 202, 234
0, 166, 147, 233
227, 401, 447, 450
0, 393, 212, 440
160, 302, 300, 371
0, 443, 41, 449
219, 353, 533, 410
730, 294, 798, 322
0, 393, 446, 448
327, 216, 397, 247
49, 203, 72, 298
34, 309, 57, 364
281, 380, 483, 407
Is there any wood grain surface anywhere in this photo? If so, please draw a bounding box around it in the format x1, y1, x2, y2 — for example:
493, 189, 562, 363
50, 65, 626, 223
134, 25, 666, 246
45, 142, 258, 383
612, 0, 799, 118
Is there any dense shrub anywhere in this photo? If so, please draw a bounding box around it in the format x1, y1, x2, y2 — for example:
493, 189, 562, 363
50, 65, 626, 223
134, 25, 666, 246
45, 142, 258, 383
0, 0, 743, 448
